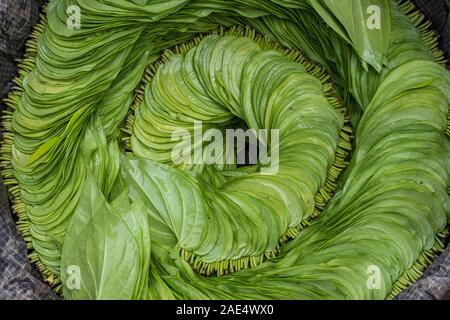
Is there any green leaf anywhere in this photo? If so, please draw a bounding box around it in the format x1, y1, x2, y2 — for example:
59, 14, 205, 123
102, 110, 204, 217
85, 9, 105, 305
27, 136, 62, 165
61, 176, 151, 300
312, 0, 391, 72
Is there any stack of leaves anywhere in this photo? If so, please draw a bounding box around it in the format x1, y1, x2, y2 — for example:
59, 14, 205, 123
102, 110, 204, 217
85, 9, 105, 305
1, 0, 449, 299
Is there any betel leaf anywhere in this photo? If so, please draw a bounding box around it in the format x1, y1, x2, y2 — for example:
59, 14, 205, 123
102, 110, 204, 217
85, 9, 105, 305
310, 0, 391, 72
61, 176, 151, 299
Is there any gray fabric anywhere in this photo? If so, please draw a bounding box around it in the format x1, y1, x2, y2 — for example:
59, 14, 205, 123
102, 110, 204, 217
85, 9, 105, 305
0, 0, 448, 300
0, 0, 42, 57
396, 245, 450, 300
0, 52, 15, 98
395, 0, 450, 301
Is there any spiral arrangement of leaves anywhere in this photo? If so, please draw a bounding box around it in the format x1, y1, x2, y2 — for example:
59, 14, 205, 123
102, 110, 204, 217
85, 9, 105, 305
0, 0, 449, 299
